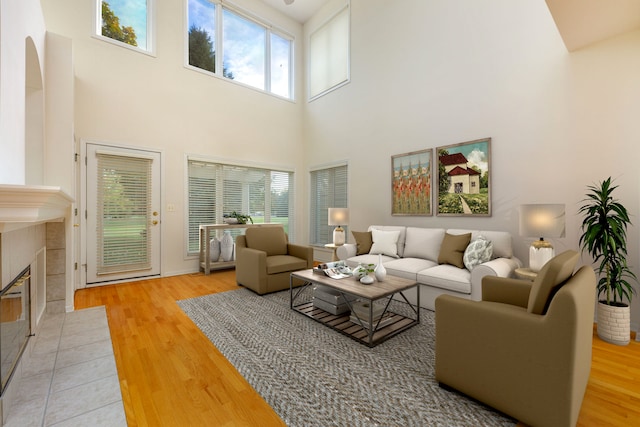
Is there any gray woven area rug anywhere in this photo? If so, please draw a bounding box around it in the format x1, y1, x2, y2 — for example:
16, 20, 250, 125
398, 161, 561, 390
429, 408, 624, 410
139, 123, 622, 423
177, 288, 515, 427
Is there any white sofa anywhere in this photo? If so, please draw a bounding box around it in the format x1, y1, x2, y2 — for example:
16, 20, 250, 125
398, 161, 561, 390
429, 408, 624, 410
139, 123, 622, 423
336, 226, 522, 310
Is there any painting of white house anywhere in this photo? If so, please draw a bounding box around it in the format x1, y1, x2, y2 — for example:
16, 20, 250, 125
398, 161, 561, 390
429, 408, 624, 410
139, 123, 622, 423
437, 138, 491, 216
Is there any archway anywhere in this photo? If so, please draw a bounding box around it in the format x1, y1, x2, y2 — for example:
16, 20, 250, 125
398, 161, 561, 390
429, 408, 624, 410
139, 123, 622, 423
25, 37, 44, 185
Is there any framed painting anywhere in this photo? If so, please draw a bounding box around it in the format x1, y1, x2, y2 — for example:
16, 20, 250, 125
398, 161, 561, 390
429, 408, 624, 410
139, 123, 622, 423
391, 149, 433, 216
436, 138, 491, 216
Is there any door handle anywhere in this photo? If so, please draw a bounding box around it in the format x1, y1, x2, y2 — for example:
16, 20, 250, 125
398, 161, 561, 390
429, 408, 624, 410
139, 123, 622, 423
152, 220, 159, 225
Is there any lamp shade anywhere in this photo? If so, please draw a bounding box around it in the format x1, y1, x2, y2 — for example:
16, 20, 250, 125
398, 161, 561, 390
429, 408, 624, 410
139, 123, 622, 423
328, 208, 349, 226
519, 204, 566, 238
520, 204, 565, 271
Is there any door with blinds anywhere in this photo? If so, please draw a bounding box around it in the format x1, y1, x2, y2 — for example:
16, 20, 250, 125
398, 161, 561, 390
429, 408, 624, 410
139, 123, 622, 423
85, 144, 161, 285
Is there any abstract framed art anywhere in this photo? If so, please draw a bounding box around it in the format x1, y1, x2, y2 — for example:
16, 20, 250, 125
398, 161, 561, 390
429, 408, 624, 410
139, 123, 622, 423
436, 138, 491, 216
391, 149, 433, 216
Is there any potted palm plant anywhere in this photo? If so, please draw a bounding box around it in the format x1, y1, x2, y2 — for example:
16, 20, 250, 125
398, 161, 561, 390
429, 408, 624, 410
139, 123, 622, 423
579, 177, 638, 345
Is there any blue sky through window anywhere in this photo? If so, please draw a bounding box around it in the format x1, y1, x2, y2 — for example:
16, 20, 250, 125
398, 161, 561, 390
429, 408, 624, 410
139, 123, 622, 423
223, 9, 266, 90
188, 0, 215, 36
186, 0, 292, 98
106, 0, 148, 48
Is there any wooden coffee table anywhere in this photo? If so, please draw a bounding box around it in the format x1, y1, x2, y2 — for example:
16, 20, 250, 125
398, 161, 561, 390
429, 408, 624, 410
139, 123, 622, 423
289, 269, 420, 347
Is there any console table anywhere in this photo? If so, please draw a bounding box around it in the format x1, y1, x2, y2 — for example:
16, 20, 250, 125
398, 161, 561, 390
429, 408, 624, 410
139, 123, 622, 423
199, 223, 282, 274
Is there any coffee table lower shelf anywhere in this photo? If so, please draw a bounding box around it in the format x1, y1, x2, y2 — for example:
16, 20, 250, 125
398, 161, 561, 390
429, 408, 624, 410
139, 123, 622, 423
292, 301, 418, 347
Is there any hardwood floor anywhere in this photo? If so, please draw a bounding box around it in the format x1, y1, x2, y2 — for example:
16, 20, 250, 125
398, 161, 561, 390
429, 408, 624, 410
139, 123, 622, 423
75, 272, 640, 426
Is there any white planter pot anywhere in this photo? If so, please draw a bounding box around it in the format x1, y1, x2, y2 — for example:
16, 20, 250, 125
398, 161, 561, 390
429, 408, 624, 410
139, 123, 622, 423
597, 301, 630, 346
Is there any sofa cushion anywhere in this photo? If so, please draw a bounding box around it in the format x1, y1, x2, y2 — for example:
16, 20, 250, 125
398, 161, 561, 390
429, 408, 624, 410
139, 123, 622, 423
463, 236, 493, 271
370, 229, 401, 258
344, 253, 394, 269
438, 232, 472, 268
351, 231, 373, 255
384, 258, 438, 281
245, 227, 287, 256
403, 227, 445, 261
369, 226, 407, 257
448, 229, 513, 259
418, 265, 472, 294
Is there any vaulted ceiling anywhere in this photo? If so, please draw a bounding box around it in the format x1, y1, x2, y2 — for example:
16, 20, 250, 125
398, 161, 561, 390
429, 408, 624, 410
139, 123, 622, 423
546, 0, 640, 51
262, 0, 640, 52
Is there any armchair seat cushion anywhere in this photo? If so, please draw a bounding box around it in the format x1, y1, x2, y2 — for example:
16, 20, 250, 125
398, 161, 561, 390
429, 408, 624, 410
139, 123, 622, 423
266, 255, 309, 275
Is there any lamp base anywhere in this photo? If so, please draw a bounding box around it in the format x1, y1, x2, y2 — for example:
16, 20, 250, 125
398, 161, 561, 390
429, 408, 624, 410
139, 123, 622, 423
529, 239, 554, 272
333, 226, 345, 246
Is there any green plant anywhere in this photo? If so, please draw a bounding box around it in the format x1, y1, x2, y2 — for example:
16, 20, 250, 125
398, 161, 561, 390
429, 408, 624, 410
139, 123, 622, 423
579, 177, 638, 306
224, 211, 253, 224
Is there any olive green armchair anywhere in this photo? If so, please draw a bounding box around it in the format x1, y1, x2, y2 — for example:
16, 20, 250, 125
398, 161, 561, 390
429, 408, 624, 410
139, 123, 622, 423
435, 250, 596, 427
235, 226, 313, 295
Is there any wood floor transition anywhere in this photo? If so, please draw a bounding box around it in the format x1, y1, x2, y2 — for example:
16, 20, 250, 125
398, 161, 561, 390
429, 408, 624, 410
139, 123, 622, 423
74, 271, 640, 426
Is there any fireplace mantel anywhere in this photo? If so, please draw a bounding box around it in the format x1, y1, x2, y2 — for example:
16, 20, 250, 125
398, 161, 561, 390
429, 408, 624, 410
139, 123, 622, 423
0, 184, 74, 232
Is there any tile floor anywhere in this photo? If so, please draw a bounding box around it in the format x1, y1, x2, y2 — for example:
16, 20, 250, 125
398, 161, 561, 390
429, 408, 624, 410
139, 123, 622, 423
4, 306, 126, 426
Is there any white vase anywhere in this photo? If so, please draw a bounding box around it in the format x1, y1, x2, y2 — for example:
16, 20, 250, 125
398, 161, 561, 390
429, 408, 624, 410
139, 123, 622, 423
353, 265, 367, 280
209, 237, 221, 261
375, 254, 387, 282
220, 231, 234, 262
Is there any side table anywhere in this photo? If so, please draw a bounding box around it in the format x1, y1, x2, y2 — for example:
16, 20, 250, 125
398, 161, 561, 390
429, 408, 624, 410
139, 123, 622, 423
515, 267, 538, 281
324, 243, 340, 261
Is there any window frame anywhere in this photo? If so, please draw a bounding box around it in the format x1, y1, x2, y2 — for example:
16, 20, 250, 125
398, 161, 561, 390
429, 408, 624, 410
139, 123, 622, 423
93, 0, 157, 56
185, 155, 296, 257
309, 161, 349, 246
185, 0, 295, 101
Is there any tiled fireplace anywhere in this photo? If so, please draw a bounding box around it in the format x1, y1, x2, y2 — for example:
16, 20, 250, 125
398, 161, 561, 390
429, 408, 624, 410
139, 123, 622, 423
0, 185, 73, 424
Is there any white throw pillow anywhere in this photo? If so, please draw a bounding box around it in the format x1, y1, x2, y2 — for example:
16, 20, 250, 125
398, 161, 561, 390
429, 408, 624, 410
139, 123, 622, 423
463, 236, 493, 271
369, 229, 401, 258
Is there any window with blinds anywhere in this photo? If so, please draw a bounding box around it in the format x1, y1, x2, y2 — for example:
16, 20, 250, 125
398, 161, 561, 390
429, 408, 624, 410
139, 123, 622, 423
187, 159, 295, 255
96, 152, 152, 274
309, 5, 350, 100
310, 164, 348, 245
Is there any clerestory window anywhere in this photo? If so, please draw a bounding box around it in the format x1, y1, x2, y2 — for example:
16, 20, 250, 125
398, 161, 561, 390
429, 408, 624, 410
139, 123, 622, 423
95, 0, 155, 54
187, 0, 294, 100
308, 4, 350, 101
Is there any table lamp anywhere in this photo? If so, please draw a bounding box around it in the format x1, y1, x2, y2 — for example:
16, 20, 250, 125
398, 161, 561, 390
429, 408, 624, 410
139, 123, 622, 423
328, 208, 349, 246
519, 204, 566, 272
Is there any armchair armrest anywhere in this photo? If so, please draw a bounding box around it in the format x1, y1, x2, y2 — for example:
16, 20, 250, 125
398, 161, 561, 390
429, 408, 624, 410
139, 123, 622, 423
336, 243, 357, 260
482, 276, 531, 308
235, 246, 267, 291
287, 243, 314, 268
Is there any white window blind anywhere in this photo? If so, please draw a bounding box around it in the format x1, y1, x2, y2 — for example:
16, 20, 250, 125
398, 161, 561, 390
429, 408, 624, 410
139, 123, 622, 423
310, 164, 348, 245
309, 6, 350, 100
96, 153, 152, 274
187, 160, 218, 253
187, 159, 295, 255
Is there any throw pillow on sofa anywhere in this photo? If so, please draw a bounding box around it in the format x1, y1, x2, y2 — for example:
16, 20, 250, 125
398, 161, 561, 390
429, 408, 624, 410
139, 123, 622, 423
463, 236, 493, 271
369, 229, 401, 258
352, 231, 373, 255
437, 232, 472, 268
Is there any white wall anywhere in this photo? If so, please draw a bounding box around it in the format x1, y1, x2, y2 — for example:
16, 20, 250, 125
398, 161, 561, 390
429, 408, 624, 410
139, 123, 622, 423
304, 0, 640, 326
0, 0, 47, 184
40, 0, 306, 277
